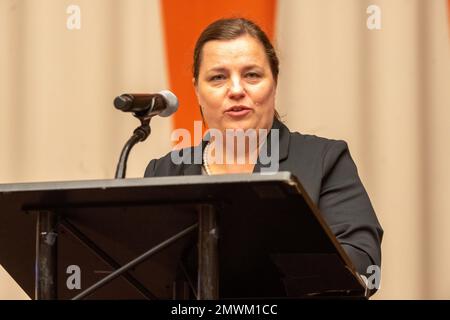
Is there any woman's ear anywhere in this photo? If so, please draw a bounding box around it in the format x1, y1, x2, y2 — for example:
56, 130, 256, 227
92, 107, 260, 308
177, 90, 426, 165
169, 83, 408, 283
192, 78, 199, 98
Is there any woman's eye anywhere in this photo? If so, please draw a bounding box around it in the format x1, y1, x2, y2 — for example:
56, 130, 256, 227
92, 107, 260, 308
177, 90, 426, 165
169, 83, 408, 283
245, 72, 261, 79
210, 74, 225, 81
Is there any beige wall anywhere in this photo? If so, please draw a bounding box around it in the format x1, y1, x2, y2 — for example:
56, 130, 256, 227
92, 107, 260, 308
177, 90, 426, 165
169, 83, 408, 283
276, 0, 450, 299
0, 0, 173, 299
0, 0, 173, 184
1, 0, 450, 299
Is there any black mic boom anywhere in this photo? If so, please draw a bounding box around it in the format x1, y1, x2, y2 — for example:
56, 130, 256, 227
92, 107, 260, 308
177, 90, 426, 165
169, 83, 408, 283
114, 90, 179, 117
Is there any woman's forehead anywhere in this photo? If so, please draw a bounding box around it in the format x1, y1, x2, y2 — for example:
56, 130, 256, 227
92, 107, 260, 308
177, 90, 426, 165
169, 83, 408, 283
200, 35, 268, 70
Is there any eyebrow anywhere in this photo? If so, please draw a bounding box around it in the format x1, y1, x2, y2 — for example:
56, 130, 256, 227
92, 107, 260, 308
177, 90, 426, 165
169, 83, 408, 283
206, 64, 263, 73
206, 67, 228, 73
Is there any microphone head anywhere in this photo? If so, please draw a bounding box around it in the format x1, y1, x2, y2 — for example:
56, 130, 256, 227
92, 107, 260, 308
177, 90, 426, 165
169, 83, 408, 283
158, 90, 179, 117
113, 94, 133, 111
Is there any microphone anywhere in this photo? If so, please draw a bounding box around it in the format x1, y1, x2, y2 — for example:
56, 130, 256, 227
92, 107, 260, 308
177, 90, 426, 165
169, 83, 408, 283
113, 90, 179, 117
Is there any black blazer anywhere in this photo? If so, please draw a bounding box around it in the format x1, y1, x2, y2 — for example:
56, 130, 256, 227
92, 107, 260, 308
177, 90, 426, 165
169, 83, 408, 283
144, 119, 383, 278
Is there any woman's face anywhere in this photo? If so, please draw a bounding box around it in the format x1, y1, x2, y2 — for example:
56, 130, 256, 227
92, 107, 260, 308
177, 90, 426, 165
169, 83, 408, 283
194, 35, 276, 134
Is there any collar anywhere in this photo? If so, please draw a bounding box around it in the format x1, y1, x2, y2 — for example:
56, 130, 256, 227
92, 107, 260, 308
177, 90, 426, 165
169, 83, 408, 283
182, 118, 290, 175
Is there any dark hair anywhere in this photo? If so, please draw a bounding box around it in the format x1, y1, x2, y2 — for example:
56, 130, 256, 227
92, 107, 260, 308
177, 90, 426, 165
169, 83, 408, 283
193, 17, 280, 119
193, 17, 279, 83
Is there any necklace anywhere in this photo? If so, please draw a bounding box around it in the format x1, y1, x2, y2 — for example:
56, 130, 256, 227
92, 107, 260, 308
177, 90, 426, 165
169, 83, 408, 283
203, 142, 212, 175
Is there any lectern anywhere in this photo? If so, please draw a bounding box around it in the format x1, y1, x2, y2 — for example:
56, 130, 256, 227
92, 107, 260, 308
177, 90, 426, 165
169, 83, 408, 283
0, 172, 367, 299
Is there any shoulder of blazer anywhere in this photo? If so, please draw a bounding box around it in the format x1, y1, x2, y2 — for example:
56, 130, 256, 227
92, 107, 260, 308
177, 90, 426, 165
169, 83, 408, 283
144, 145, 201, 177
288, 131, 348, 155
284, 128, 350, 177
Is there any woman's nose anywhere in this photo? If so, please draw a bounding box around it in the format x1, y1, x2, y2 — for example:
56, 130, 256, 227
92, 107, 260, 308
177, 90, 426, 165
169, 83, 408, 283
228, 78, 245, 99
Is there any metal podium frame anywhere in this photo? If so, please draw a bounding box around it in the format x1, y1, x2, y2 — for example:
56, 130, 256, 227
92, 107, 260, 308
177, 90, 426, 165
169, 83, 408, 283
34, 202, 219, 300
0, 172, 368, 300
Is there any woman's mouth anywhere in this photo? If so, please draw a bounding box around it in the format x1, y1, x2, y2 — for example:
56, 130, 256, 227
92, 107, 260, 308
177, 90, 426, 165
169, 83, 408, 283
225, 106, 252, 117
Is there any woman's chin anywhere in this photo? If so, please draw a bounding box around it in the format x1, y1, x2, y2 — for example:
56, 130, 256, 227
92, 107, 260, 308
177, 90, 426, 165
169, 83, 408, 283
221, 119, 255, 132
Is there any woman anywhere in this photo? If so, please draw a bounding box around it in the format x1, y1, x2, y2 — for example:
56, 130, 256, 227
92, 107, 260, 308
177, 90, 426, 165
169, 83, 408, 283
145, 18, 383, 294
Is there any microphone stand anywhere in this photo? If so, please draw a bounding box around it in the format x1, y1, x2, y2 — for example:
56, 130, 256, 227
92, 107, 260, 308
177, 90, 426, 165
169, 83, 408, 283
115, 113, 151, 179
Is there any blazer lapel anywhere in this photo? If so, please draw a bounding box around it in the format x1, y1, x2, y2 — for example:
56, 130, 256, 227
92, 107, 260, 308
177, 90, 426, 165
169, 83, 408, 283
182, 139, 208, 176
253, 119, 290, 173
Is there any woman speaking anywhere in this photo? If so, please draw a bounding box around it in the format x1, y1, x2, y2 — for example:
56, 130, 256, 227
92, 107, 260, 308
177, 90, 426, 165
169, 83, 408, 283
144, 18, 383, 294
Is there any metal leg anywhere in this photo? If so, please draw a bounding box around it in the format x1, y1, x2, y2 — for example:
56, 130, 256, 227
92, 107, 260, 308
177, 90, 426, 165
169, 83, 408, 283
35, 211, 57, 300
72, 223, 198, 300
172, 280, 191, 300
60, 219, 158, 300
197, 204, 219, 299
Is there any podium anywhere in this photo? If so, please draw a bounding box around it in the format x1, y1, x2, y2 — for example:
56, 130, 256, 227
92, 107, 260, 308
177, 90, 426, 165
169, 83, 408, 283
0, 172, 367, 299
